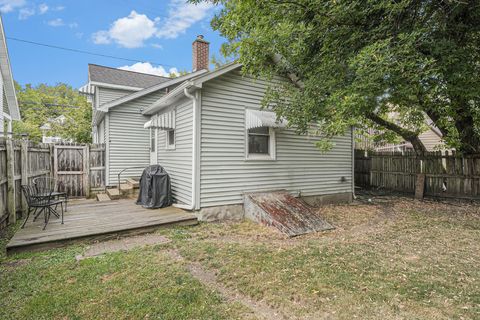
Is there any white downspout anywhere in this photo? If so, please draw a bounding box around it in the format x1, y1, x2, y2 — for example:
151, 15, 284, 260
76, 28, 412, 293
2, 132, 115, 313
177, 87, 198, 211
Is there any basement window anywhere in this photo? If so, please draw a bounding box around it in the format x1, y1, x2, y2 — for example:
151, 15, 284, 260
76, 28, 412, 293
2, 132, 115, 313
166, 129, 175, 150
246, 127, 276, 160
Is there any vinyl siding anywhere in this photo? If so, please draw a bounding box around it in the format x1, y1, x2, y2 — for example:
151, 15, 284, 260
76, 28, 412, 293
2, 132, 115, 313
157, 98, 193, 206
98, 87, 134, 106
107, 90, 165, 185
419, 129, 444, 151
199, 71, 353, 208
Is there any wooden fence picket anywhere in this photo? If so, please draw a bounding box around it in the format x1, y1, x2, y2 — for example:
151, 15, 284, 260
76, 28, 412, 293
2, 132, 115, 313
355, 149, 480, 200
0, 139, 106, 230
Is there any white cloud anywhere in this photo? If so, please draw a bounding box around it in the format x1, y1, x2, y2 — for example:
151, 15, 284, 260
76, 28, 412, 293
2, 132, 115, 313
92, 11, 159, 48
151, 43, 163, 49
0, 0, 26, 13
18, 6, 34, 19
156, 0, 214, 39
92, 1, 215, 48
92, 30, 111, 45
0, 0, 27, 13
69, 22, 79, 28
1, 1, 65, 20
38, 3, 48, 14
119, 62, 178, 77
47, 18, 64, 27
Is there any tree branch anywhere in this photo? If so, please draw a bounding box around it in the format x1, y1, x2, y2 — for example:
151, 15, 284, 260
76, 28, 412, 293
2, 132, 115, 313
365, 112, 426, 153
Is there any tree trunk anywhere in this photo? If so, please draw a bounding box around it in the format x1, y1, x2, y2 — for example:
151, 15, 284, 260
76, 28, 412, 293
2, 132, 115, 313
454, 116, 480, 154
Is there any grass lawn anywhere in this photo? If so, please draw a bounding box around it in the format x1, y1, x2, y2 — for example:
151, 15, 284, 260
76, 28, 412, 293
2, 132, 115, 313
1, 196, 479, 319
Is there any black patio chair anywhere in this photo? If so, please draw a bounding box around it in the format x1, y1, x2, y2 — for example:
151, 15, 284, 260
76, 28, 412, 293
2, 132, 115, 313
33, 177, 68, 212
21, 184, 64, 230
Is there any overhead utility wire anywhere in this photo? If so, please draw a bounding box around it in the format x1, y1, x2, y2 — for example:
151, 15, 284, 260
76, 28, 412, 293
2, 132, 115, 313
6, 36, 177, 68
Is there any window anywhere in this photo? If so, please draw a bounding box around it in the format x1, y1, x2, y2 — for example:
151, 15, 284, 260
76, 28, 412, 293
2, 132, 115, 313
247, 126, 275, 160
166, 129, 175, 149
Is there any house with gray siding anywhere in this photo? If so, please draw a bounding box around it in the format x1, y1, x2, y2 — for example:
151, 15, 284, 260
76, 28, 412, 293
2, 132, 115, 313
82, 35, 354, 216
0, 15, 20, 136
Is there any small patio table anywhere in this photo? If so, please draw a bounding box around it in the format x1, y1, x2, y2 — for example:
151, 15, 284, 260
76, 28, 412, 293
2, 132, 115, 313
20, 184, 65, 230
33, 177, 68, 212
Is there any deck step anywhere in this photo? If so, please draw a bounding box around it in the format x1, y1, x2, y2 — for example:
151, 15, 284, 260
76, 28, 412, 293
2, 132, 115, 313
119, 184, 136, 197
106, 188, 121, 200
96, 193, 111, 202
125, 178, 140, 189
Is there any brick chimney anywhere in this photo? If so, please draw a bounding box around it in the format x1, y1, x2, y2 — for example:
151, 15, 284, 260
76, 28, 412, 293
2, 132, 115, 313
192, 35, 210, 72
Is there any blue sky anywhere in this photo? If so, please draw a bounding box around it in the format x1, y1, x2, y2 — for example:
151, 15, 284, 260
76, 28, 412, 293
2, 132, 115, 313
1, 0, 225, 88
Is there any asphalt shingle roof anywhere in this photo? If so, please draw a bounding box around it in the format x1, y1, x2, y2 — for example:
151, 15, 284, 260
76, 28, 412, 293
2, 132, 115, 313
88, 64, 171, 89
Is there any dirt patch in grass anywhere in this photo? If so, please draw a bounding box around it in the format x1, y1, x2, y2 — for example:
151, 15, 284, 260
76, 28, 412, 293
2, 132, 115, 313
168, 248, 290, 320
0, 243, 251, 320
1, 195, 479, 319
165, 197, 480, 319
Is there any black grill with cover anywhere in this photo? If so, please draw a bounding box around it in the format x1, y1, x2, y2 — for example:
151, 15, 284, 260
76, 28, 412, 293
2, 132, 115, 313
136, 165, 173, 209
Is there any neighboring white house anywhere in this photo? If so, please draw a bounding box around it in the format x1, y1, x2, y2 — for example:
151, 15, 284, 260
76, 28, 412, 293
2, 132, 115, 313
357, 120, 448, 152
39, 115, 72, 143
82, 36, 354, 216
374, 125, 446, 152
0, 15, 20, 136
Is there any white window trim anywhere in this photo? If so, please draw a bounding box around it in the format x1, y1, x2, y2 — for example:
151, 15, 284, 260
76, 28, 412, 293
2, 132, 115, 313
245, 126, 276, 161
165, 129, 176, 150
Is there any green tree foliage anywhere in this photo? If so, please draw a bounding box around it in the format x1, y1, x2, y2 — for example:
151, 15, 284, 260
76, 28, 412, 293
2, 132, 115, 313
13, 82, 92, 143
192, 0, 480, 153
169, 70, 190, 78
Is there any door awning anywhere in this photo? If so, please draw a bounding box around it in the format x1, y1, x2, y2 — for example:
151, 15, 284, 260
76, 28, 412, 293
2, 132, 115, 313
144, 110, 176, 130
246, 109, 287, 129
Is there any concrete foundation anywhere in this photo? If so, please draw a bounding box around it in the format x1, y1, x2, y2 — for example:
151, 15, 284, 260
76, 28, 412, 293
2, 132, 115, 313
195, 192, 352, 222
301, 192, 353, 207
196, 204, 244, 222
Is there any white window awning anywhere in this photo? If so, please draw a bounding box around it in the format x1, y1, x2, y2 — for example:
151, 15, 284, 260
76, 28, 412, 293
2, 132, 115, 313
246, 109, 287, 130
143, 119, 153, 129
144, 110, 176, 130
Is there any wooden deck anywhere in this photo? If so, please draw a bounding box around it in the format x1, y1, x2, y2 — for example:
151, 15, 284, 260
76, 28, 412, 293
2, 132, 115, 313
6, 199, 198, 254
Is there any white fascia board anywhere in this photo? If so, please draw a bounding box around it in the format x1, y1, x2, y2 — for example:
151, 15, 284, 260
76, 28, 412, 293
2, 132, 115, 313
143, 63, 243, 116
101, 69, 208, 111
0, 17, 20, 120
142, 81, 195, 115
89, 81, 143, 91
190, 62, 242, 87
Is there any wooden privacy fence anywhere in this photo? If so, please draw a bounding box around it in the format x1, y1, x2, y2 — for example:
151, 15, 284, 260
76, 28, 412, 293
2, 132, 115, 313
0, 139, 105, 229
354, 149, 480, 199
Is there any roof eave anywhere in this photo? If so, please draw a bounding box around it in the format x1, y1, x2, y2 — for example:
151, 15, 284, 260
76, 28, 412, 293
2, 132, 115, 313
142, 81, 198, 115
0, 17, 20, 120
92, 109, 106, 126
89, 81, 143, 91
101, 69, 208, 111
142, 63, 243, 116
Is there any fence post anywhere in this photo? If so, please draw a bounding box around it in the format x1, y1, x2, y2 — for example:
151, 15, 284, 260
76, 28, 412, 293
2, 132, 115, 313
49, 144, 55, 179
84, 145, 90, 198
20, 140, 28, 216
6, 138, 15, 224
